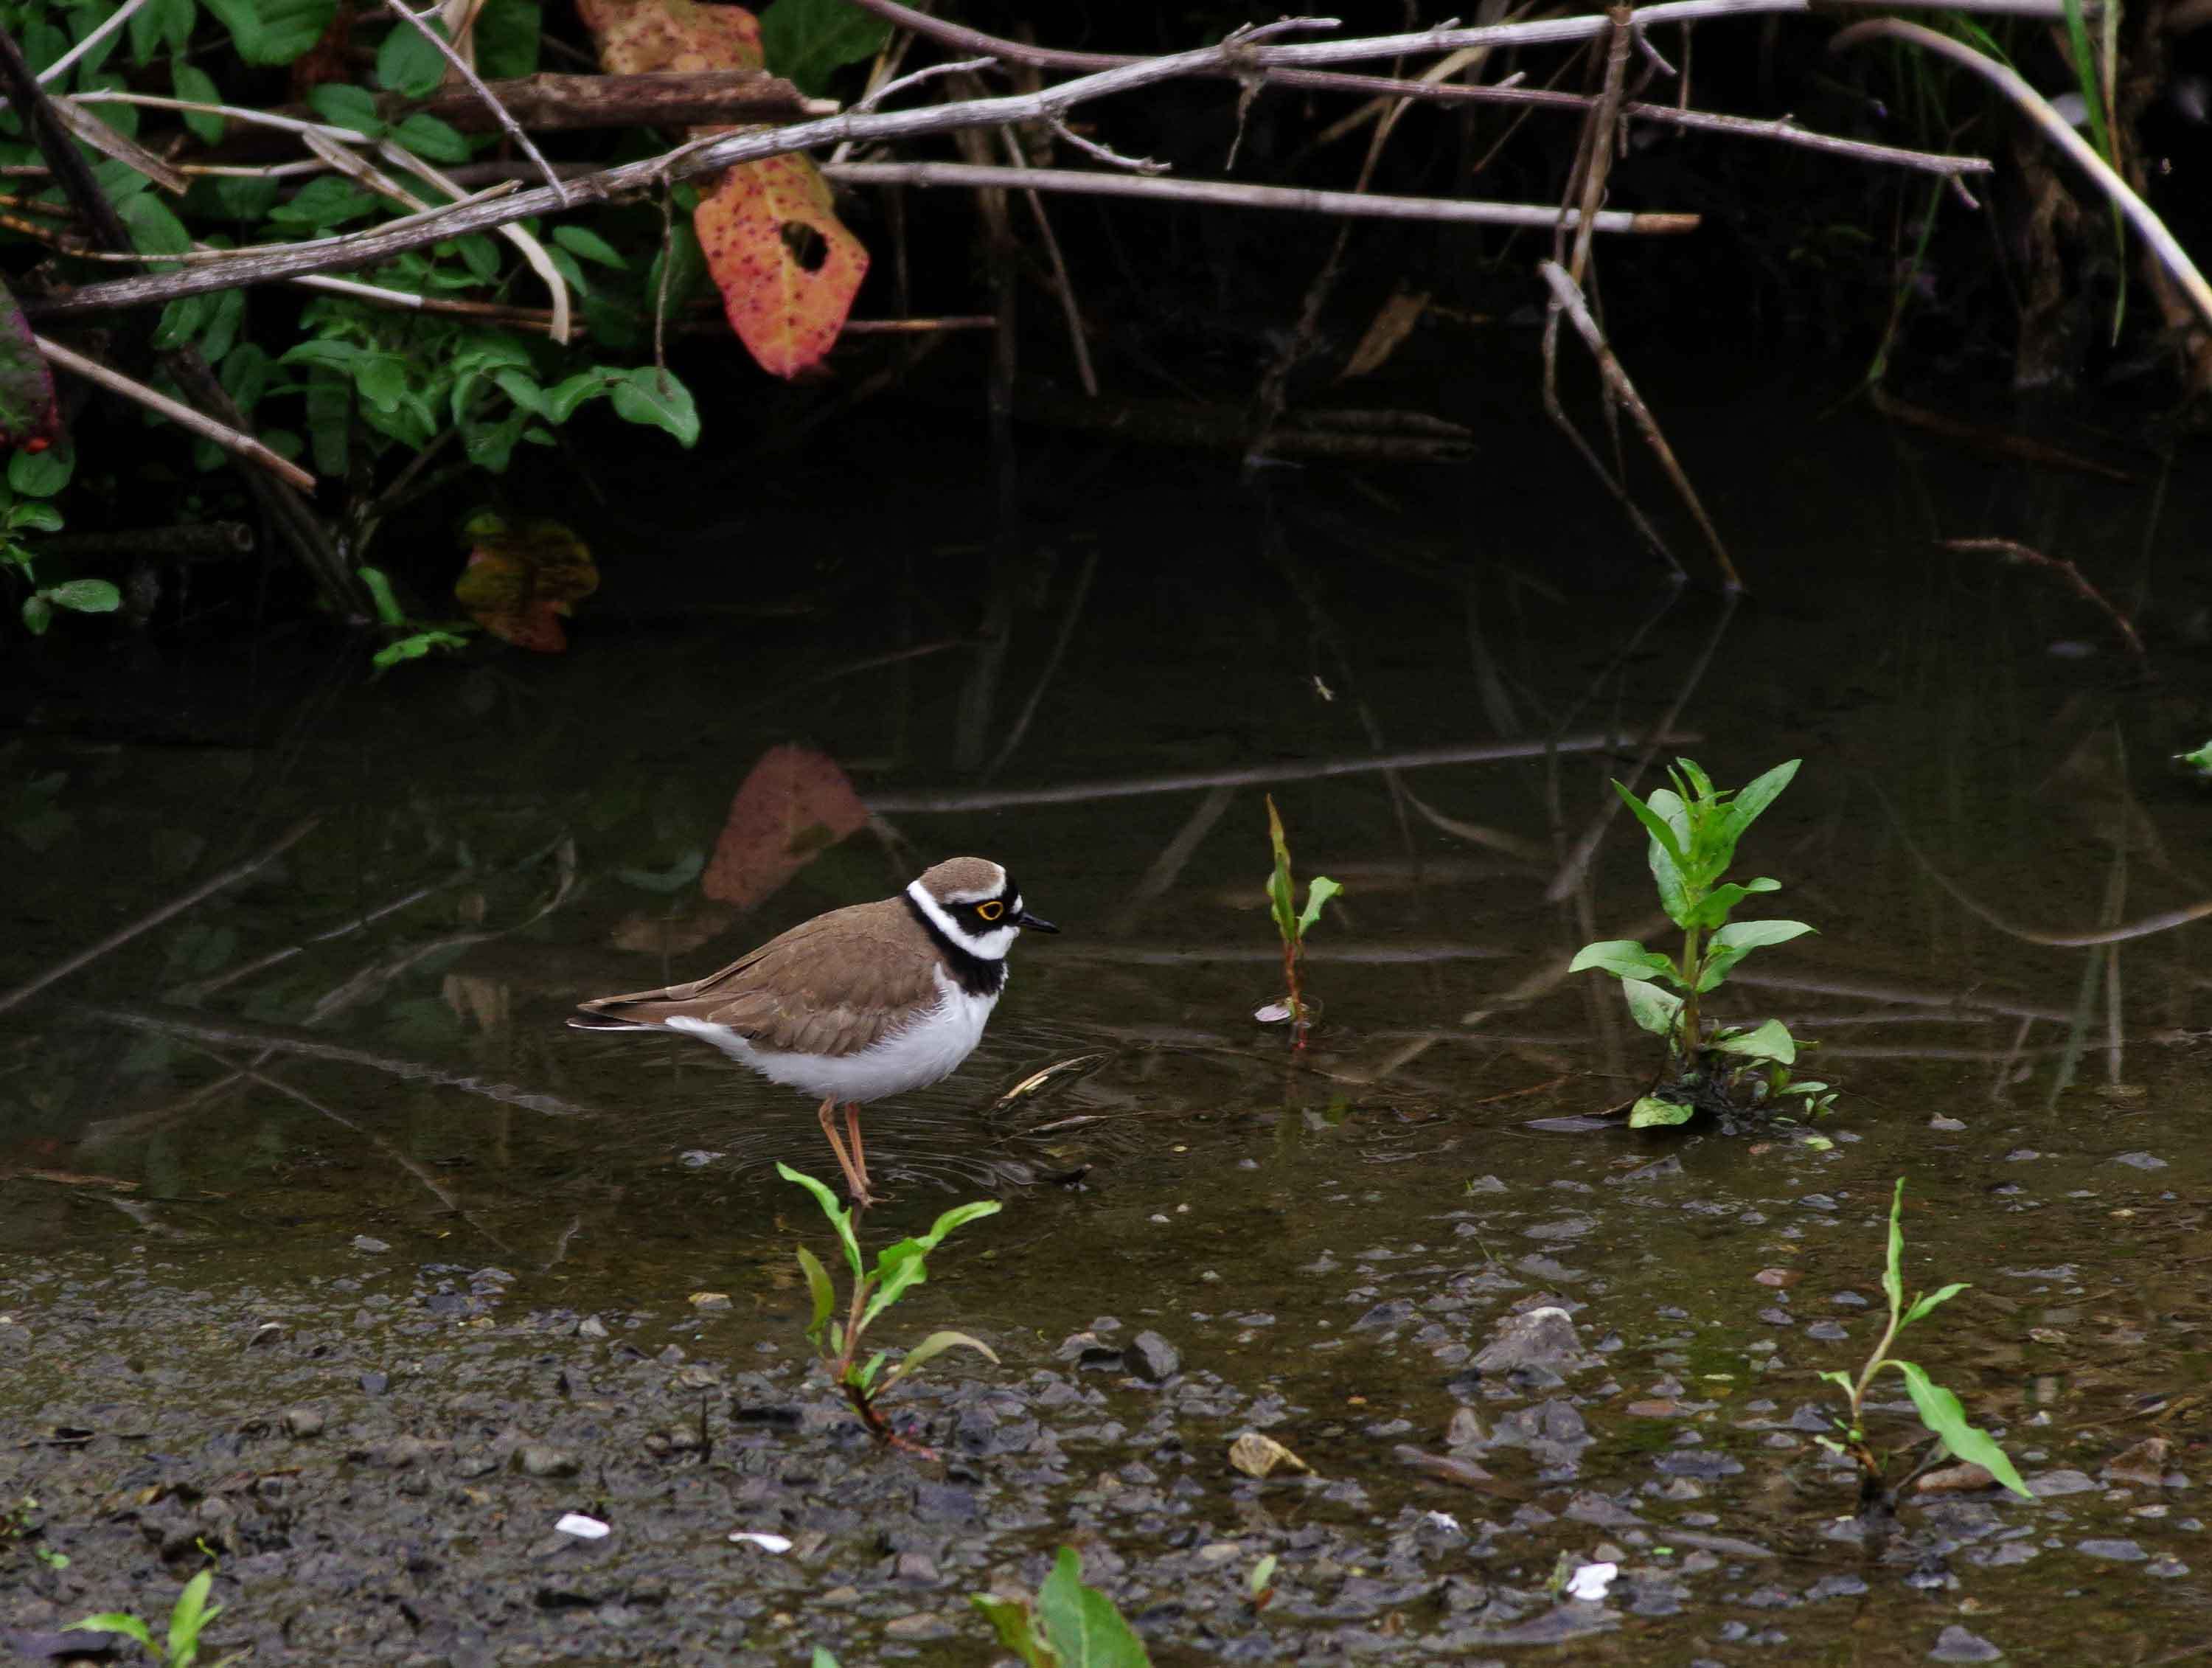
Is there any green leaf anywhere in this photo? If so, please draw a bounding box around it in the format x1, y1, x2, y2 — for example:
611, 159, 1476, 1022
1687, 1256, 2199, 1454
308, 83, 386, 136
2177, 740, 2212, 780
167, 1569, 217, 1663
970, 1594, 1052, 1668
1628, 1095, 1694, 1129
1699, 918, 1815, 989
172, 61, 227, 145
858, 1241, 927, 1330
13, 503, 64, 533
553, 224, 628, 269
1613, 779, 1686, 872
21, 594, 52, 635
1038, 1546, 1152, 1668
775, 1162, 862, 1282
46, 580, 119, 614
9, 436, 74, 496
760, 0, 892, 96
912, 1198, 1002, 1257
1295, 875, 1342, 939
1708, 1018, 1795, 1064
876, 1328, 999, 1392
793, 1243, 835, 1341
1248, 1554, 1277, 1595
1264, 793, 1297, 948
1904, 1281, 1969, 1329
473, 0, 541, 79
66, 1616, 153, 1649
132, 0, 198, 64
119, 192, 190, 268
1569, 939, 1671, 981
1723, 758, 1800, 847
607, 366, 699, 447
855, 1348, 886, 1390
1891, 1360, 2032, 1499
1621, 978, 1682, 1038
355, 565, 406, 628
812, 1649, 842, 1668
542, 369, 613, 423
1816, 1368, 1856, 1398
392, 112, 470, 163
268, 176, 381, 230
377, 14, 450, 97
369, 629, 469, 670
1882, 1177, 1907, 1316
201, 0, 338, 65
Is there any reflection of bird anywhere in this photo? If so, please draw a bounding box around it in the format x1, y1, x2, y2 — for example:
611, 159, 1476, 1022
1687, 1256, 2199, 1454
570, 858, 1057, 1207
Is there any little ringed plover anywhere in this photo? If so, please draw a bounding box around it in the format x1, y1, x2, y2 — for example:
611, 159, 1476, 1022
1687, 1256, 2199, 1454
569, 857, 1056, 1206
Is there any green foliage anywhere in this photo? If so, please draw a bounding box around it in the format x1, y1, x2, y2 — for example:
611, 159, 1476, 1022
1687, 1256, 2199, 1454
68, 1568, 238, 1667
2177, 741, 2212, 781
1262, 793, 1341, 1048
970, 1548, 1153, 1668
761, 0, 892, 97
1815, 1179, 2031, 1501
776, 1164, 1001, 1443
1570, 759, 1829, 1120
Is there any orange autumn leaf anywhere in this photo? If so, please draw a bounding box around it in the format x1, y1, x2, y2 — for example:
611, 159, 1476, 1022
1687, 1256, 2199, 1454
453, 513, 597, 653
575, 0, 866, 380
577, 0, 763, 73
693, 156, 868, 378
703, 743, 870, 908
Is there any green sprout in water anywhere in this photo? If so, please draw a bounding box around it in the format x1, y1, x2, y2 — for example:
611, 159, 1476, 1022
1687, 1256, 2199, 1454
67, 1568, 238, 1667
971, 1546, 1154, 1668
1817, 1178, 2031, 1507
777, 1164, 1001, 1454
1569, 757, 1831, 1128
1263, 793, 1343, 1051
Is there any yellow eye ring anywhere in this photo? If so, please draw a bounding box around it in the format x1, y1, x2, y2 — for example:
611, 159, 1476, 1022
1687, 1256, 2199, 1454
977, 900, 1006, 921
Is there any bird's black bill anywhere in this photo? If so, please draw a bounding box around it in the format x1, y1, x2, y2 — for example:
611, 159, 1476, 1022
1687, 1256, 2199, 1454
1015, 909, 1060, 934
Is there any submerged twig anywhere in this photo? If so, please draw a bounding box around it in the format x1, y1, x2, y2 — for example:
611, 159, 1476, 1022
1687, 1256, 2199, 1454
0, 819, 319, 1016
1938, 536, 2147, 663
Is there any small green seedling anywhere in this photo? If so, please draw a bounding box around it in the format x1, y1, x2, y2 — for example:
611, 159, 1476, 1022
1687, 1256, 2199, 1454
67, 1568, 238, 1667
1570, 758, 1827, 1127
777, 1164, 1001, 1453
1246, 1552, 1279, 1611
1262, 794, 1343, 1051
1815, 1179, 2031, 1506
3, 1495, 66, 1570
2177, 740, 2212, 782
972, 1546, 1153, 1667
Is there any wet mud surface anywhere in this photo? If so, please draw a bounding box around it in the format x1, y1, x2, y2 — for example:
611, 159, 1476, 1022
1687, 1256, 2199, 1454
7, 409, 2212, 1662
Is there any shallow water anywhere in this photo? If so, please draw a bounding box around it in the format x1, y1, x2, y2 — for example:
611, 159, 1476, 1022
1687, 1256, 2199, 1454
6, 399, 2212, 1663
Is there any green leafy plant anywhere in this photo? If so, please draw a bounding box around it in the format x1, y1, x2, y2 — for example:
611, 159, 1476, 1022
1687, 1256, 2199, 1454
1262, 793, 1343, 1051
3, 1495, 66, 1569
67, 1568, 238, 1667
1, 442, 117, 636
1816, 1179, 2031, 1506
971, 1546, 1153, 1668
776, 1163, 1001, 1452
2177, 741, 2212, 782
1568, 758, 1826, 1127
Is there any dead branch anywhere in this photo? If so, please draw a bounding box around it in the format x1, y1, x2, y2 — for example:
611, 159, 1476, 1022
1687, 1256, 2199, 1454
1938, 535, 2149, 662
36, 335, 316, 490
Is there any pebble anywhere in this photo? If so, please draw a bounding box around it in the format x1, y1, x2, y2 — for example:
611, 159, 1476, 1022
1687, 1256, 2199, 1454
283, 1406, 324, 1438
883, 1613, 953, 1641
2110, 1151, 2168, 1170
519, 1445, 580, 1478
1930, 1624, 2002, 1661
2076, 1538, 2146, 1560
1129, 1331, 1182, 1383
350, 1235, 391, 1254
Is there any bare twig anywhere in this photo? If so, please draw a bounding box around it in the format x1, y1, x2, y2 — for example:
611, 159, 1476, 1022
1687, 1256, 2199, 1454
857, 55, 995, 113
0, 819, 319, 1016
831, 161, 1700, 232
37, 336, 316, 491
385, 0, 571, 202
868, 730, 1699, 812
1833, 19, 2212, 328
6, 0, 153, 103
1540, 260, 1740, 587
1939, 536, 2148, 662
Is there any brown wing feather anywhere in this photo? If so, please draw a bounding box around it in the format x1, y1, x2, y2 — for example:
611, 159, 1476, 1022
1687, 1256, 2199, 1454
573, 897, 941, 1057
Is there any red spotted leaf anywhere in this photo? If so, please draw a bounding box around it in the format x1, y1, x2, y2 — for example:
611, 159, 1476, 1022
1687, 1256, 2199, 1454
703, 743, 869, 908
0, 280, 61, 454
577, 0, 762, 73
453, 512, 597, 653
576, 0, 864, 379
693, 154, 867, 379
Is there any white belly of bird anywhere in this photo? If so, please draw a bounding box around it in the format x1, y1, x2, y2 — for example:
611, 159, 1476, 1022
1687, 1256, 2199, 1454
665, 967, 1001, 1105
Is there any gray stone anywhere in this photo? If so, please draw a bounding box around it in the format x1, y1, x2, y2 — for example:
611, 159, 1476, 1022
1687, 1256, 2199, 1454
1930, 1625, 2001, 1662
283, 1406, 325, 1438
1471, 1306, 1582, 1375
518, 1444, 580, 1478
1129, 1331, 1181, 1383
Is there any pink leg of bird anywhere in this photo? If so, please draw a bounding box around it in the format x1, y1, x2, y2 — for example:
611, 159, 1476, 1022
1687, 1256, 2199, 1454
844, 1102, 877, 1209
815, 1096, 869, 1206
